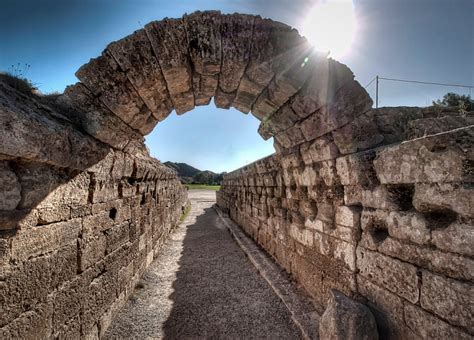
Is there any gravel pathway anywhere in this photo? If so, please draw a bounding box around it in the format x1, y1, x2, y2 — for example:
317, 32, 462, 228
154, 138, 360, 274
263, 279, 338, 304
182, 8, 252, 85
104, 190, 301, 339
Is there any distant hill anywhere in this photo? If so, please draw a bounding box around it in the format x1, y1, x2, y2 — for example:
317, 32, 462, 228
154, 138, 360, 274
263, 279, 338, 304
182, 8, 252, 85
164, 162, 225, 185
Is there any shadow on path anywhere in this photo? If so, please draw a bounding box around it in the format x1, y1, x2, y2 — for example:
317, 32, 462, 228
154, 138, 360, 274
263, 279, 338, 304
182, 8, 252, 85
104, 193, 301, 339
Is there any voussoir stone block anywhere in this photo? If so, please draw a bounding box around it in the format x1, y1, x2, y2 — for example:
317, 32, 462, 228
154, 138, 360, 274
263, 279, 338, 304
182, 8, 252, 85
233, 18, 296, 114
107, 29, 173, 121
63, 83, 143, 149
184, 11, 222, 106
75, 52, 157, 135
215, 14, 254, 109
145, 18, 195, 114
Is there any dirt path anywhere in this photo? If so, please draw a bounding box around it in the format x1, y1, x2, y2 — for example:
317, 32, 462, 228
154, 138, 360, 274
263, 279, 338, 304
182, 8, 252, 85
104, 189, 301, 339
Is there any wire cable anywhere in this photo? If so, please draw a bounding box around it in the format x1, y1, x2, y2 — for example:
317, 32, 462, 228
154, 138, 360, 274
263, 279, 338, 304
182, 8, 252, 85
364, 77, 377, 89
378, 77, 473, 89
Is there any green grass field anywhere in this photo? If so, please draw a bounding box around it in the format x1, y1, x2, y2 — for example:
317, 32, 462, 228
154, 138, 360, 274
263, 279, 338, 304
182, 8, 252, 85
185, 184, 221, 191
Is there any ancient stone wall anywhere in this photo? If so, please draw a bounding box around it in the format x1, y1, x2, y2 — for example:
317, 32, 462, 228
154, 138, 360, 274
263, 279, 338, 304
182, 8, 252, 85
0, 80, 188, 338
217, 107, 473, 339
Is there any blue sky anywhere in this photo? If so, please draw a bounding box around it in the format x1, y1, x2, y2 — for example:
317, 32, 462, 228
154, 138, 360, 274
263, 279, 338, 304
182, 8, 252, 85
1, 0, 472, 172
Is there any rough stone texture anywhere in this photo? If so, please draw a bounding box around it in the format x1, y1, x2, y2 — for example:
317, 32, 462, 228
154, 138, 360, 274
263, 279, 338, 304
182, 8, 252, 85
75, 52, 158, 135
107, 29, 173, 121
145, 18, 195, 114
319, 289, 378, 340
218, 106, 473, 338
0, 162, 21, 210
0, 80, 187, 338
215, 14, 254, 109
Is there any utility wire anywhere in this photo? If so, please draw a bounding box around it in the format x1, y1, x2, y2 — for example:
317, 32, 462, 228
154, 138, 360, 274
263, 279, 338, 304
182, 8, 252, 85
364, 77, 377, 89
378, 77, 473, 89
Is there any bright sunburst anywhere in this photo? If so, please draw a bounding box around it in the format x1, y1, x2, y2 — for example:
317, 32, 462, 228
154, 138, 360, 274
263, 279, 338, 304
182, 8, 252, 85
301, 0, 357, 59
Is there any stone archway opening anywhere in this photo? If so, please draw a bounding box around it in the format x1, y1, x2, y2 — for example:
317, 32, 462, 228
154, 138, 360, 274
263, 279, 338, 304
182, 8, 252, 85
61, 11, 371, 155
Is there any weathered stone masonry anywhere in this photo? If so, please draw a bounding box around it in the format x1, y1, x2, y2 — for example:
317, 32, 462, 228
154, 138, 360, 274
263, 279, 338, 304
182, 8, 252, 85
1, 10, 473, 339
0, 81, 187, 338
217, 107, 474, 339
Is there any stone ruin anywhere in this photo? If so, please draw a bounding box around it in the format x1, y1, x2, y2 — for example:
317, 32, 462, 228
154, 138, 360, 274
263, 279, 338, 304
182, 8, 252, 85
0, 10, 472, 339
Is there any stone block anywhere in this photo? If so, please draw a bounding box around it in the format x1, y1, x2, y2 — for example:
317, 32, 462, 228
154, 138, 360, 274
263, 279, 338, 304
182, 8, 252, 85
81, 269, 118, 333
356, 247, 419, 303
372, 106, 423, 144
289, 224, 314, 247
0, 81, 109, 170
184, 11, 222, 76
218, 14, 254, 94
335, 205, 361, 229
420, 270, 473, 329
62, 83, 142, 150
319, 160, 339, 187
300, 135, 340, 165
306, 218, 359, 244
294, 165, 318, 187
145, 18, 195, 114
52, 277, 84, 334
299, 81, 372, 141
336, 150, 378, 187
413, 182, 473, 219
344, 185, 410, 211
105, 222, 130, 254
313, 231, 357, 271
404, 303, 472, 340
37, 204, 71, 224
432, 221, 474, 256
0, 300, 53, 339
0, 243, 76, 327
107, 29, 173, 121
91, 180, 119, 204
79, 234, 107, 272
408, 115, 474, 139
386, 211, 431, 245
11, 218, 81, 262
319, 289, 378, 340
377, 236, 474, 281
0, 162, 21, 210
75, 52, 157, 135
358, 276, 405, 339
332, 111, 384, 154
374, 127, 472, 184
234, 18, 300, 113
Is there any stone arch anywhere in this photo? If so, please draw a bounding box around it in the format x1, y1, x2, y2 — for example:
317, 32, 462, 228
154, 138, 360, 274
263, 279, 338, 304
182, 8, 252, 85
62, 11, 372, 153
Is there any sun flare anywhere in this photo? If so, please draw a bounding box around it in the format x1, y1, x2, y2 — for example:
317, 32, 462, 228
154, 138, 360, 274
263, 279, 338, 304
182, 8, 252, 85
301, 0, 357, 59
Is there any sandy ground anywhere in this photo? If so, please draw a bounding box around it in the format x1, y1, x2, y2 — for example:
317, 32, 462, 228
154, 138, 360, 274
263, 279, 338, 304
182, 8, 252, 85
104, 189, 301, 339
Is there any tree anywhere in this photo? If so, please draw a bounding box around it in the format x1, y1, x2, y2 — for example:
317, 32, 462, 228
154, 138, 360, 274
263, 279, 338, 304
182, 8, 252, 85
433, 92, 473, 112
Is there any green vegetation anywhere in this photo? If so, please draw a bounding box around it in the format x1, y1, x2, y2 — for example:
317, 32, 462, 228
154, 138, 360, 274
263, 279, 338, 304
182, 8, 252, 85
185, 184, 221, 191
179, 203, 191, 223
433, 92, 473, 113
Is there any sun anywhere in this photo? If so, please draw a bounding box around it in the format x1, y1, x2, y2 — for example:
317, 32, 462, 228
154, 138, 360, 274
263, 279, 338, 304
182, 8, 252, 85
301, 0, 357, 59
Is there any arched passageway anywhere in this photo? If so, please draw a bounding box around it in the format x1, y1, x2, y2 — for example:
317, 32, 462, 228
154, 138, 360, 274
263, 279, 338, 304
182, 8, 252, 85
0, 11, 472, 340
